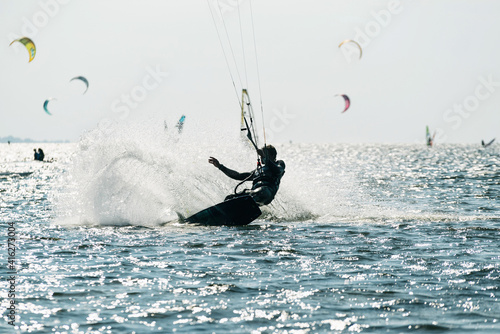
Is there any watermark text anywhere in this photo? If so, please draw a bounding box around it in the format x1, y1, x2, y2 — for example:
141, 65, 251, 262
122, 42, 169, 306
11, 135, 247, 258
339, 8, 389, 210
6, 222, 18, 326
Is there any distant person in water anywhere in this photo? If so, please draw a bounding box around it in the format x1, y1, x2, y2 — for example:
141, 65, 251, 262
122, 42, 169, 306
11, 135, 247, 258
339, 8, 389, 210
427, 136, 433, 147
209, 145, 285, 206
34, 148, 45, 161
38, 148, 45, 161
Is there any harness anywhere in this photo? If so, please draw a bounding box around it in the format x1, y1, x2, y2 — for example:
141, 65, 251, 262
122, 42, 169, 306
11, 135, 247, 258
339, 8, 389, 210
233, 159, 281, 196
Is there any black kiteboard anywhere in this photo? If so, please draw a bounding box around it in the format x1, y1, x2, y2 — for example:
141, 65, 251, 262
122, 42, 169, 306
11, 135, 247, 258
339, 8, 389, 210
185, 195, 262, 226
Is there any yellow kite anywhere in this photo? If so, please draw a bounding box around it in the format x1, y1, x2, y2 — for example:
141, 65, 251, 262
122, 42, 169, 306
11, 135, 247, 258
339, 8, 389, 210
10, 37, 36, 62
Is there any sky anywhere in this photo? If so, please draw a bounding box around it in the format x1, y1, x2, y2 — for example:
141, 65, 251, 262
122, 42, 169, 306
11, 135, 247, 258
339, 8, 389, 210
1, 0, 500, 144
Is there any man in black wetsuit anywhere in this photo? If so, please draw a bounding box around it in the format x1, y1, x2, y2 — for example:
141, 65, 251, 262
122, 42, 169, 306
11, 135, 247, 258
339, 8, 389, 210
37, 148, 45, 161
209, 145, 285, 206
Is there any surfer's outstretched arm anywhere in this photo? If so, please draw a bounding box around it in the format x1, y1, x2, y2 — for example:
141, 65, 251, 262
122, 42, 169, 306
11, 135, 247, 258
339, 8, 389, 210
218, 165, 252, 181
209, 157, 252, 181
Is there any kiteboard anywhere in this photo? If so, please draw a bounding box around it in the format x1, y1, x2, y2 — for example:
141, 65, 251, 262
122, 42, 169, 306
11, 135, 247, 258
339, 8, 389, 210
185, 195, 261, 226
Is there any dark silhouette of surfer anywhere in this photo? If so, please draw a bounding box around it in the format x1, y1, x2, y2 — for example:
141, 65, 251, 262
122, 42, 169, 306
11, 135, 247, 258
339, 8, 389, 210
209, 145, 285, 206
34, 148, 45, 161
38, 148, 45, 161
426, 126, 435, 147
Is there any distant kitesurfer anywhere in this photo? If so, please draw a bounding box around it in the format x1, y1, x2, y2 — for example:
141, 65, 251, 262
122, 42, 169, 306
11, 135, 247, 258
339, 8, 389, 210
427, 136, 433, 147
426, 126, 435, 147
209, 145, 285, 206
34, 148, 45, 161
38, 148, 45, 161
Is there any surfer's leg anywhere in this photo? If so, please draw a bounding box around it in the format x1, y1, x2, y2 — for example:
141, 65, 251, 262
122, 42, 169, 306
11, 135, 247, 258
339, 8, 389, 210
249, 187, 274, 206
224, 189, 249, 201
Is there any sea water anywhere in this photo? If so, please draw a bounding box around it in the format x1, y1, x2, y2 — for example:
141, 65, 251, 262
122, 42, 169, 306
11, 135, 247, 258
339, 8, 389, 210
0, 123, 499, 333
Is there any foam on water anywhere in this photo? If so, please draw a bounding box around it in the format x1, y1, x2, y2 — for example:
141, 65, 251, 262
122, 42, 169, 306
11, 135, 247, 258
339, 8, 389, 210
57, 119, 319, 226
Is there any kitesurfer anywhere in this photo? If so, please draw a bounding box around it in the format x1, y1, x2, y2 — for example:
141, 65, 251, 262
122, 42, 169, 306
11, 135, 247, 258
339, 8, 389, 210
34, 148, 45, 161
208, 145, 285, 206
427, 136, 433, 147
38, 148, 45, 161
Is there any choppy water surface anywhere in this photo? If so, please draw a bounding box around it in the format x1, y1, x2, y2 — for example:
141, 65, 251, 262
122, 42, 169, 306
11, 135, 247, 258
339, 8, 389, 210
1, 139, 499, 333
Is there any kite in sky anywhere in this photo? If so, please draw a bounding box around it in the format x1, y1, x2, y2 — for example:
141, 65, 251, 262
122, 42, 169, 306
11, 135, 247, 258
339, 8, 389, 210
338, 39, 362, 59
70, 76, 89, 94
336, 94, 351, 113
43, 98, 57, 116
10, 37, 36, 62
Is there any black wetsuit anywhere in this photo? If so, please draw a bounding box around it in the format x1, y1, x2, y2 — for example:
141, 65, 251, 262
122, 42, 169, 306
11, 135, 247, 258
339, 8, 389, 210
38, 149, 45, 161
218, 157, 285, 206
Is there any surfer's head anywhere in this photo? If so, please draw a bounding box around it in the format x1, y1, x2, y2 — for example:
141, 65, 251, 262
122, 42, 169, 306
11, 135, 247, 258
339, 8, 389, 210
261, 145, 277, 161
